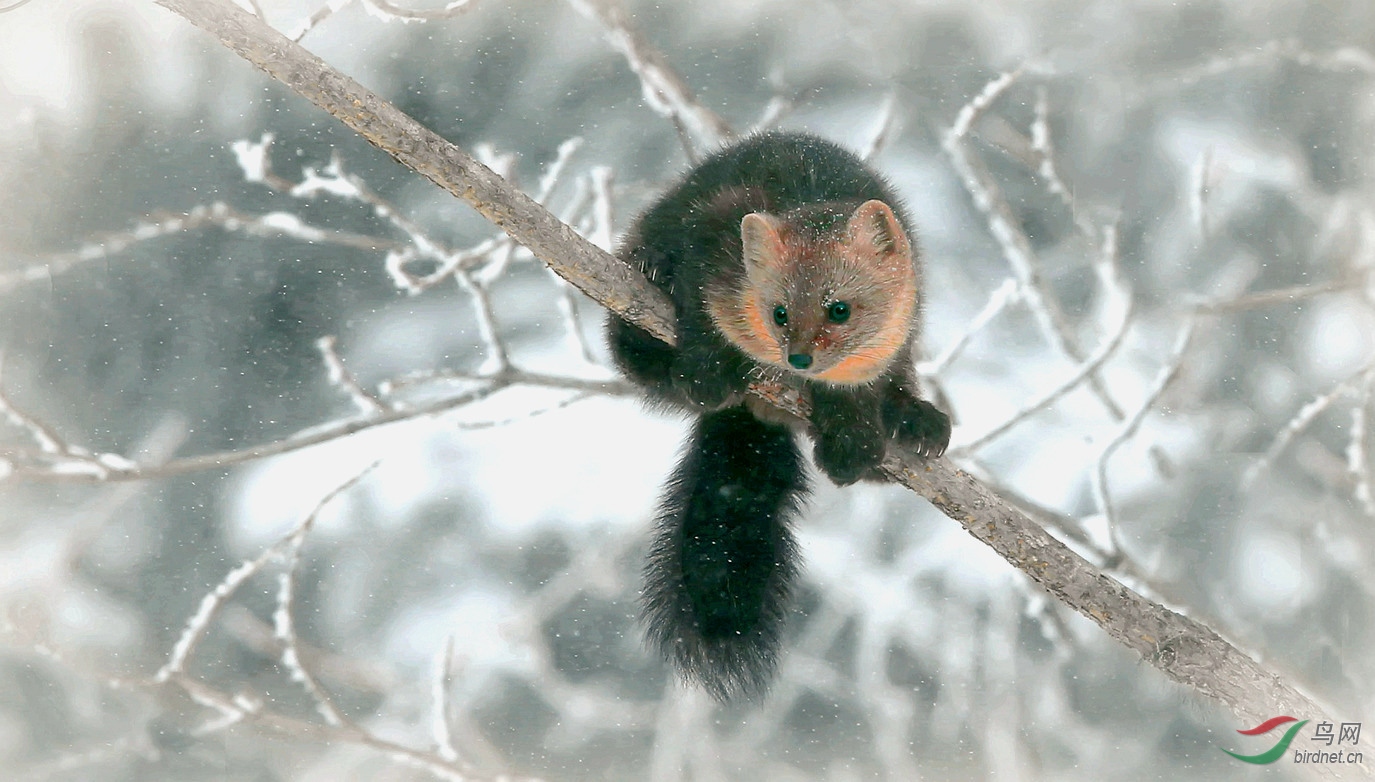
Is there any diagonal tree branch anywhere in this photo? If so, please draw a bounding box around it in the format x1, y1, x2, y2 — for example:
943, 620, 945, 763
151, 0, 1366, 771
155, 0, 676, 347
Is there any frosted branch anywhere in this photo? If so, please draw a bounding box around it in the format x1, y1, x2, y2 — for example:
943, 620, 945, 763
1190, 147, 1215, 240
0, 358, 65, 456
1092, 317, 1198, 548
431, 636, 461, 763
1347, 369, 1375, 519
156, 547, 278, 682
943, 66, 1125, 420
158, 462, 377, 684
456, 267, 510, 373
170, 674, 514, 782
0, 360, 135, 480
317, 335, 388, 413
287, 0, 354, 41
11, 370, 628, 483
1149, 39, 1375, 96
535, 137, 585, 204
861, 92, 900, 162
920, 277, 1020, 376
1241, 363, 1373, 489
383, 139, 591, 295
1029, 86, 1097, 241
952, 268, 1133, 455
565, 0, 733, 154
275, 567, 347, 726
0, 202, 394, 295
1193, 278, 1354, 313
161, 0, 677, 342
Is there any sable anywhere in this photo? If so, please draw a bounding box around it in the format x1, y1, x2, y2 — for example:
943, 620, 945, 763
608, 132, 950, 700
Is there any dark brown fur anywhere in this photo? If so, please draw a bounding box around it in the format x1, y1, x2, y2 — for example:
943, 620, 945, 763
606, 132, 951, 700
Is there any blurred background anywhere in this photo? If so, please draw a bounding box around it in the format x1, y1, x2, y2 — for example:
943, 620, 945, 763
2, 0, 1373, 779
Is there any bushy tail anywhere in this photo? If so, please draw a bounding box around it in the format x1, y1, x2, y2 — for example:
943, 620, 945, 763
641, 406, 808, 701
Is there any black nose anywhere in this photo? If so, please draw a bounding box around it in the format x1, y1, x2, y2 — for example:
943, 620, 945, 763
787, 353, 813, 370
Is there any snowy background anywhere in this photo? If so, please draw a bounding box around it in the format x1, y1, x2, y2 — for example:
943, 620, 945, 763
2, 0, 1374, 779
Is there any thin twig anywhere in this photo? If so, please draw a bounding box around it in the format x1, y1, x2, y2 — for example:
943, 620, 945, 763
920, 277, 1020, 376
318, 336, 388, 413
1092, 316, 1197, 553
943, 67, 1126, 421
1029, 86, 1096, 242
1146, 39, 1375, 97
861, 92, 900, 161
432, 636, 461, 763
1346, 369, 1375, 519
270, 464, 384, 730
287, 0, 354, 42
0, 202, 396, 295
157, 462, 378, 683
1193, 278, 1353, 313
159, 0, 677, 344
952, 280, 1133, 455
451, 392, 594, 431
564, 0, 733, 155
1190, 147, 1215, 240
10, 370, 630, 483
171, 673, 523, 782
0, 358, 132, 479
455, 268, 511, 373
1241, 363, 1374, 489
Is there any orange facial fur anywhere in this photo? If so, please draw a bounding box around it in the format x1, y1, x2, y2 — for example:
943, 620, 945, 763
705, 200, 919, 386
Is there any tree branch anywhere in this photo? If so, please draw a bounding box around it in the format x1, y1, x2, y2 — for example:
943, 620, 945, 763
151, 0, 1364, 769
155, 0, 675, 347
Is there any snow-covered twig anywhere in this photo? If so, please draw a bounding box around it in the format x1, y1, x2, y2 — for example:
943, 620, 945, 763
287, 0, 354, 41
861, 92, 900, 162
1241, 363, 1374, 489
317, 336, 388, 413
1029, 86, 1097, 242
1092, 317, 1197, 549
952, 267, 1133, 455
1347, 369, 1375, 519
565, 0, 733, 155
157, 462, 379, 683
10, 369, 629, 484
943, 66, 1125, 421
1148, 39, 1375, 96
431, 636, 461, 763
0, 202, 395, 295
1193, 278, 1353, 313
921, 277, 1020, 376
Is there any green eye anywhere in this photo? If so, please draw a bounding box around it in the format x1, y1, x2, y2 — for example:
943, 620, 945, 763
827, 301, 851, 323
772, 305, 788, 326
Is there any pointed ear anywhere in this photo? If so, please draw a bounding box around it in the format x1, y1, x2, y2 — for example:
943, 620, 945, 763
845, 200, 910, 259
741, 212, 788, 274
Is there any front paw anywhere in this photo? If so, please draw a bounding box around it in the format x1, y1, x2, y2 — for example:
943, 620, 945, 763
813, 428, 885, 486
886, 398, 951, 458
